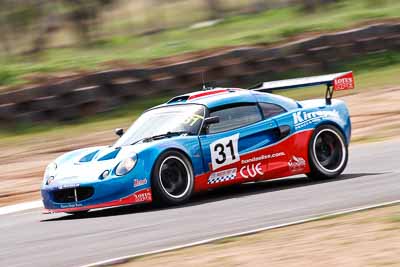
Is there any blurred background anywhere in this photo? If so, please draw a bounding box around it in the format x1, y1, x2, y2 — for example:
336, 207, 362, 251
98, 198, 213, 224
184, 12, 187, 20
0, 0, 399, 206
0, 0, 398, 88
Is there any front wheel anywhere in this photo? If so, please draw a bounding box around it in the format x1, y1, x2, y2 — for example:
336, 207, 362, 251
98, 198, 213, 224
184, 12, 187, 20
307, 125, 348, 180
151, 150, 194, 206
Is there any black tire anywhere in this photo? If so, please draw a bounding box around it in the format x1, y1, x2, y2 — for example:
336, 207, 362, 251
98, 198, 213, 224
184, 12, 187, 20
151, 150, 194, 206
307, 125, 348, 180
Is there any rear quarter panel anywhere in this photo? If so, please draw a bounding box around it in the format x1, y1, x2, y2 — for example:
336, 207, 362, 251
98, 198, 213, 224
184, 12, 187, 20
295, 99, 351, 144
269, 98, 351, 177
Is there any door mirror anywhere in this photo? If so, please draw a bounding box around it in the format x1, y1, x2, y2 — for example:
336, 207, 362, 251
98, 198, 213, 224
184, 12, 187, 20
204, 116, 220, 125
115, 128, 124, 137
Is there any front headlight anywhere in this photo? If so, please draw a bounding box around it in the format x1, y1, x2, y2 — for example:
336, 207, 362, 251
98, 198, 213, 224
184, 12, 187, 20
115, 155, 137, 176
44, 162, 58, 185
44, 162, 57, 177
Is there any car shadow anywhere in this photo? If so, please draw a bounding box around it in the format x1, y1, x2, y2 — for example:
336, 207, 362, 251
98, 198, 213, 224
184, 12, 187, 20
41, 172, 385, 222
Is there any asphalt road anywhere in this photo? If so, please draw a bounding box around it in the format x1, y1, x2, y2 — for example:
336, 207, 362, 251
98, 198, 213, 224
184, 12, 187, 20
1, 139, 400, 267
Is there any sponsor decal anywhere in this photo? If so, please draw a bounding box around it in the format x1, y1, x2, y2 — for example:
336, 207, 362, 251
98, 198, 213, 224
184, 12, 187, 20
134, 178, 147, 187
194, 130, 314, 192
293, 110, 339, 129
334, 72, 354, 91
240, 163, 265, 179
288, 156, 306, 172
60, 203, 83, 209
134, 188, 152, 202
184, 114, 204, 126
58, 183, 80, 189
208, 168, 237, 184
210, 134, 240, 170
241, 152, 285, 164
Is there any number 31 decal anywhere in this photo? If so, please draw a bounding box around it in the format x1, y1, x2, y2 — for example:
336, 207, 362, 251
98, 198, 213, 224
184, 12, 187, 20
210, 134, 240, 170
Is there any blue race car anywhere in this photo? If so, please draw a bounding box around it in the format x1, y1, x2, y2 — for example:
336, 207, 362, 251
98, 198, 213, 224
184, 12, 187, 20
41, 71, 354, 214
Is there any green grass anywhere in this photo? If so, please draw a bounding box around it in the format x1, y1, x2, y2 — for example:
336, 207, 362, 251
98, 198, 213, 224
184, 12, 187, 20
0, 0, 399, 87
388, 214, 400, 223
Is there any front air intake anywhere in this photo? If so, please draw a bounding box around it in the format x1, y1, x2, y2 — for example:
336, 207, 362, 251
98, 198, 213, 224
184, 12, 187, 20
52, 187, 94, 203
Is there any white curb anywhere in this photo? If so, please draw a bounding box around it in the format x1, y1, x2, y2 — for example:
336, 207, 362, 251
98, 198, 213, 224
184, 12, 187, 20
0, 200, 42, 216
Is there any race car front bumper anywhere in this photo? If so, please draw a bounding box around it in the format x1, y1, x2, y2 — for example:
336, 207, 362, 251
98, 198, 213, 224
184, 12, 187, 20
41, 176, 152, 213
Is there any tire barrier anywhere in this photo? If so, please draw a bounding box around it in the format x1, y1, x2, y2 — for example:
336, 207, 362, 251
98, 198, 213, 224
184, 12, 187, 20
0, 23, 399, 124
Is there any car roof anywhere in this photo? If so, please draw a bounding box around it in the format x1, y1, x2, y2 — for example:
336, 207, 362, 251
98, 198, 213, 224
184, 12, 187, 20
162, 88, 299, 111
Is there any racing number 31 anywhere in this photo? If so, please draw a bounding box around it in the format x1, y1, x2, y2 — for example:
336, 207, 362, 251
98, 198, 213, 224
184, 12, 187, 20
214, 141, 235, 164
210, 134, 240, 170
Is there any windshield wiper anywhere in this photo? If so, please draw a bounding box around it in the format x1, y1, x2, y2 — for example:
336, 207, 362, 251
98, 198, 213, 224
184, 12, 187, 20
131, 131, 190, 145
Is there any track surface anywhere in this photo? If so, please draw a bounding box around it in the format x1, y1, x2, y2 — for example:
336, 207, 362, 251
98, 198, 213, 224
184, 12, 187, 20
1, 140, 400, 267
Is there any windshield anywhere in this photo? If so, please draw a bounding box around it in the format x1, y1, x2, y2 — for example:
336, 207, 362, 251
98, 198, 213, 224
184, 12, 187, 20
114, 104, 205, 147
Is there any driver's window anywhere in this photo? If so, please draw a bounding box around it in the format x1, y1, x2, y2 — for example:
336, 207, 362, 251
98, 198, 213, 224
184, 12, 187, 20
208, 104, 262, 134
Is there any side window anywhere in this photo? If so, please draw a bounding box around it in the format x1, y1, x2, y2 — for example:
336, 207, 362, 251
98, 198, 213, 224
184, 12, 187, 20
208, 104, 262, 134
259, 102, 286, 119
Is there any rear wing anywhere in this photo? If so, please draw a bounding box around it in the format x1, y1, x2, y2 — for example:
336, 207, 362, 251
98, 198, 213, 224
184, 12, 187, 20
250, 71, 355, 104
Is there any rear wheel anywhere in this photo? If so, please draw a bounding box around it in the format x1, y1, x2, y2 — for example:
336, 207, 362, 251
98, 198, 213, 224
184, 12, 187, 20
307, 125, 348, 180
151, 151, 194, 206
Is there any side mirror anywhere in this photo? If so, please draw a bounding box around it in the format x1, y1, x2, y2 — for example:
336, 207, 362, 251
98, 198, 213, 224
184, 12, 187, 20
204, 116, 220, 125
115, 128, 124, 137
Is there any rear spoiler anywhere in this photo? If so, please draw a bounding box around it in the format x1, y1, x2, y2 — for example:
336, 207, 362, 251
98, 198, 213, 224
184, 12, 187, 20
250, 71, 355, 104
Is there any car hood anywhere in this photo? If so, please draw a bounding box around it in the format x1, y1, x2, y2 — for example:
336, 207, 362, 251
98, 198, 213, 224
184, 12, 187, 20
49, 142, 154, 184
